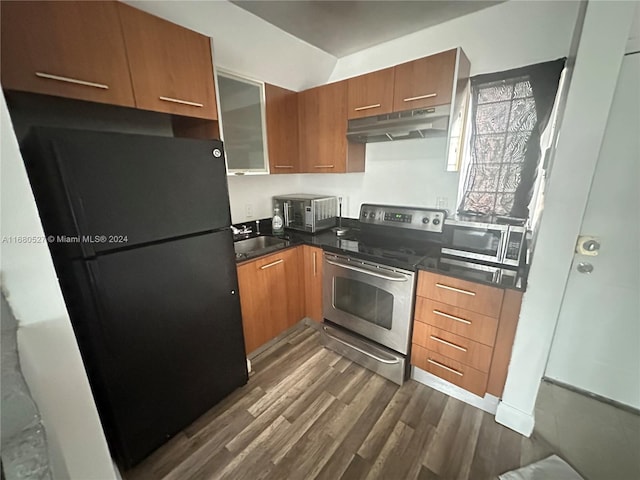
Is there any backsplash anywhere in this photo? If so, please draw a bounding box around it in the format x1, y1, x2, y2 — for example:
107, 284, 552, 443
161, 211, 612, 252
227, 136, 460, 223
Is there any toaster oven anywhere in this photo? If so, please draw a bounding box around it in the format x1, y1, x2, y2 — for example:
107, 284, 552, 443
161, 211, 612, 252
272, 194, 337, 233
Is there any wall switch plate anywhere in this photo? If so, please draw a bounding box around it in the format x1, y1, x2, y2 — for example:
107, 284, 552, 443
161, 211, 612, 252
245, 203, 253, 219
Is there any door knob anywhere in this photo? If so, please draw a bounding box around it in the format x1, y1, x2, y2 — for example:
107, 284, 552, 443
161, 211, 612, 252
576, 235, 600, 256
577, 262, 594, 274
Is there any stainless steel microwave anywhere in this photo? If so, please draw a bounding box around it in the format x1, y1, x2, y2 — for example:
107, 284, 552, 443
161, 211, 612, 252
273, 194, 337, 233
442, 219, 526, 267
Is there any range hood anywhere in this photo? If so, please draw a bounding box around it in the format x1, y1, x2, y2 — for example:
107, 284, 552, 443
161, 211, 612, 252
346, 104, 450, 143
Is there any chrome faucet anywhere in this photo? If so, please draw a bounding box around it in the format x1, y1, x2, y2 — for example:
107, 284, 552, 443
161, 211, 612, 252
231, 224, 252, 236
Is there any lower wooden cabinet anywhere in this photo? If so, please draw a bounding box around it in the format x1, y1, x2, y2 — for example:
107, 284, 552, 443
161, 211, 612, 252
302, 245, 323, 322
412, 270, 523, 398
411, 344, 488, 397
236, 247, 304, 354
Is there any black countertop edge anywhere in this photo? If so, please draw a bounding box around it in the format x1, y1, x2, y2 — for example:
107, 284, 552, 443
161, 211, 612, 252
234, 227, 528, 292
415, 262, 528, 292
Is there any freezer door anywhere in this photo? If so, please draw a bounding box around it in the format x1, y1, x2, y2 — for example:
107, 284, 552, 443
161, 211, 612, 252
65, 231, 247, 467
22, 127, 230, 256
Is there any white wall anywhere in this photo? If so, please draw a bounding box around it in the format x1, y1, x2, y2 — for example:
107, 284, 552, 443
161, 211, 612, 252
495, 1, 636, 435
222, 0, 581, 223
328, 0, 581, 81
298, 138, 460, 217
125, 0, 336, 92
0, 94, 117, 478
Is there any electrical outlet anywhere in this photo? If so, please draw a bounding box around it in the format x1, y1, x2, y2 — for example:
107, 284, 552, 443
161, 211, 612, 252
436, 197, 448, 209
245, 203, 253, 219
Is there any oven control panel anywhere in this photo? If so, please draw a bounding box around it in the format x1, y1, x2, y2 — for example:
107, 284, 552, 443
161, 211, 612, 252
359, 204, 446, 233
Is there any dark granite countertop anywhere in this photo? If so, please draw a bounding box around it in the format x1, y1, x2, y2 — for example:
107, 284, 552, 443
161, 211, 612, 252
234, 219, 527, 291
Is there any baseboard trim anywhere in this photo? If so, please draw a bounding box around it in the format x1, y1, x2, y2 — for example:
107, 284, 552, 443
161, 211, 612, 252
411, 366, 500, 414
542, 377, 640, 415
495, 402, 534, 437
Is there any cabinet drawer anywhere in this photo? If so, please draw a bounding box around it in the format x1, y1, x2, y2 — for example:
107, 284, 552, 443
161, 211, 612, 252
414, 297, 498, 346
412, 322, 493, 372
417, 271, 504, 318
411, 344, 488, 397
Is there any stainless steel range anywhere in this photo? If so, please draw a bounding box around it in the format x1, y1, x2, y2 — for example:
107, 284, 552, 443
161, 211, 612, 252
322, 204, 446, 385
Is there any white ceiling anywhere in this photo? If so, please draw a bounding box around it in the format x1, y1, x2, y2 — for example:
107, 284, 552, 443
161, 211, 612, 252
230, 0, 504, 58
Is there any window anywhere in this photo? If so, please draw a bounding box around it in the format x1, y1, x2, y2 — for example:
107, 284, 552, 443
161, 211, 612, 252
217, 71, 269, 175
458, 59, 565, 219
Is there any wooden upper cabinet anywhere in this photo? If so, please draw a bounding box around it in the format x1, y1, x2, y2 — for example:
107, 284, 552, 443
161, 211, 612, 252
0, 1, 135, 107
298, 81, 365, 173
393, 49, 458, 111
117, 3, 217, 120
347, 67, 395, 119
265, 84, 299, 173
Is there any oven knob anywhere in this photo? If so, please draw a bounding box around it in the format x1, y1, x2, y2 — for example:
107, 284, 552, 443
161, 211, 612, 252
432, 218, 441, 225
422, 217, 430, 224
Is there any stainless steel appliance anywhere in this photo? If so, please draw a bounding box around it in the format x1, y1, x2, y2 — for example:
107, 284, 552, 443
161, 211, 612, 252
273, 194, 337, 233
442, 217, 526, 267
322, 204, 446, 385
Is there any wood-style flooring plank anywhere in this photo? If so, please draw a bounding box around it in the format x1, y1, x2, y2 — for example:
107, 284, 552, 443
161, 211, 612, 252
358, 380, 418, 460
124, 327, 556, 480
422, 397, 467, 475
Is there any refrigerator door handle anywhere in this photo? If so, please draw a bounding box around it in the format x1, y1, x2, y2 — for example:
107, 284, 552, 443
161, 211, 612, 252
51, 143, 95, 257
86, 261, 113, 355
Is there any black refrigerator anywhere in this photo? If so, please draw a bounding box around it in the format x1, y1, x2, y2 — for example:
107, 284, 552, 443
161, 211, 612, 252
21, 127, 248, 468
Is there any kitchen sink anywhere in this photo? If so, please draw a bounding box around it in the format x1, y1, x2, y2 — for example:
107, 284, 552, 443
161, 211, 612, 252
234, 235, 288, 260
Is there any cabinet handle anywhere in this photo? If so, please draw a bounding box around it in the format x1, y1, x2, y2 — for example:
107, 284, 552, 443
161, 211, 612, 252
313, 251, 317, 276
260, 259, 283, 270
35, 72, 109, 90
314, 165, 334, 169
354, 103, 381, 111
274, 165, 294, 169
435, 283, 476, 296
403, 93, 437, 102
430, 335, 467, 352
159, 96, 204, 108
428, 358, 464, 376
432, 309, 472, 325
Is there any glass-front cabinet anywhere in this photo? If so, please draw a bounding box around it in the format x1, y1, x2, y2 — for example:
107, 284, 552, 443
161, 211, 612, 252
216, 71, 269, 174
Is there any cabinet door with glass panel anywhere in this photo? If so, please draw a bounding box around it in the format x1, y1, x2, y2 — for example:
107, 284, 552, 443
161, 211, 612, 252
217, 71, 269, 174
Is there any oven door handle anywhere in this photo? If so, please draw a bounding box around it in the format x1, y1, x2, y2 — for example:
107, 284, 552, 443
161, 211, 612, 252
325, 259, 408, 282
323, 327, 401, 364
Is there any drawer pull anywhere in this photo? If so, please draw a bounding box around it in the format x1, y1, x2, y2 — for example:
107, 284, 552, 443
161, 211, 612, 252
428, 358, 464, 376
35, 72, 109, 90
432, 310, 472, 325
430, 335, 467, 352
314, 165, 335, 169
313, 251, 317, 276
403, 93, 437, 102
274, 165, 294, 169
354, 103, 381, 111
159, 96, 204, 108
435, 283, 476, 296
260, 259, 283, 270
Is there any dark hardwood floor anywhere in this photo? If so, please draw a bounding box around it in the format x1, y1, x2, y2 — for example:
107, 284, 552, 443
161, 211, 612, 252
125, 325, 554, 480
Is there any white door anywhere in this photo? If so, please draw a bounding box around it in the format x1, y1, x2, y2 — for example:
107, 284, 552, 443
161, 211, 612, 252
545, 53, 640, 409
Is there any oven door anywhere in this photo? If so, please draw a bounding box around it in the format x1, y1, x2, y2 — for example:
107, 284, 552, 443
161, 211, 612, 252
282, 200, 308, 231
322, 253, 415, 355
442, 222, 508, 264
